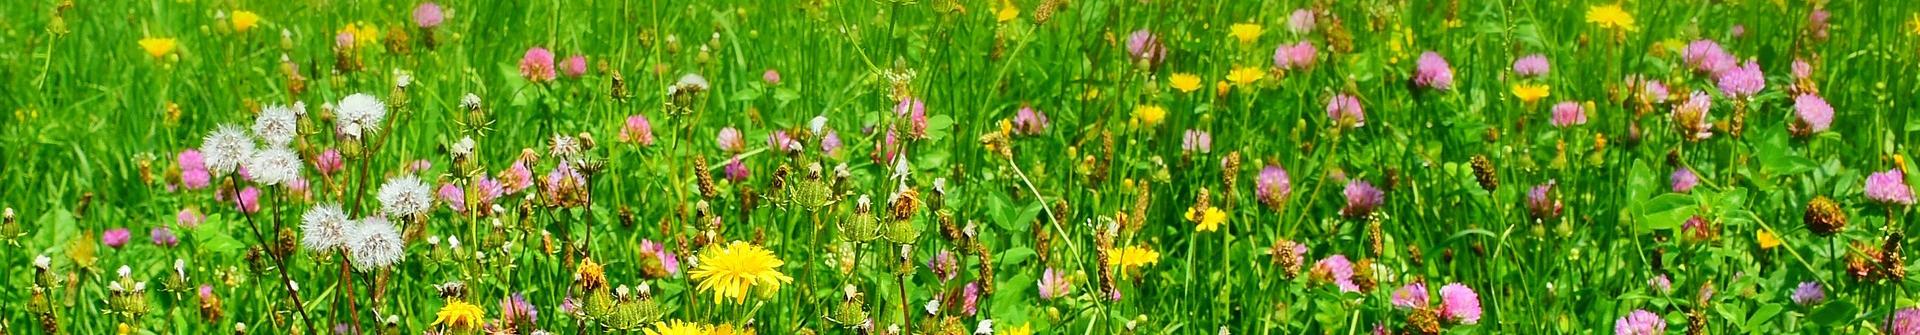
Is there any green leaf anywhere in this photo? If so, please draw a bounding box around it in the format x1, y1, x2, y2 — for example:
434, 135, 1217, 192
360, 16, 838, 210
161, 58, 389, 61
1637, 193, 1697, 231
1745, 303, 1784, 332
997, 247, 1036, 269
1809, 300, 1858, 325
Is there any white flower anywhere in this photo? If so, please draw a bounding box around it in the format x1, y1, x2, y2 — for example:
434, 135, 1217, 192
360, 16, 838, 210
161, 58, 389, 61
245, 146, 303, 186
118, 265, 132, 277
974, 319, 993, 335
254, 104, 299, 146
292, 101, 308, 116
451, 136, 476, 158
810, 115, 830, 134
174, 259, 187, 276
201, 124, 257, 175
447, 235, 462, 251
377, 175, 433, 217
459, 93, 482, 110
33, 254, 50, 269
549, 134, 581, 158
669, 73, 710, 94
347, 217, 405, 271
394, 71, 413, 88
300, 203, 352, 251
335, 93, 388, 139
924, 299, 940, 315
234, 322, 247, 332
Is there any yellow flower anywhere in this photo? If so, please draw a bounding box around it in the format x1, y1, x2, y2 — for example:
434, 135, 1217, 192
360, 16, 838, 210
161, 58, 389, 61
432, 301, 486, 331
1185, 206, 1226, 232
689, 241, 793, 304
1107, 245, 1160, 269
1585, 4, 1637, 31
138, 38, 178, 58
231, 10, 261, 33
1168, 73, 1202, 93
1214, 81, 1231, 97
340, 22, 380, 48
1511, 83, 1550, 104
1910, 14, 1920, 36
1003, 323, 1034, 335
709, 323, 757, 335
577, 258, 607, 289
995, 0, 1020, 23
644, 320, 708, 335
1229, 23, 1263, 44
1227, 67, 1265, 86
1131, 105, 1166, 127
1757, 229, 1782, 250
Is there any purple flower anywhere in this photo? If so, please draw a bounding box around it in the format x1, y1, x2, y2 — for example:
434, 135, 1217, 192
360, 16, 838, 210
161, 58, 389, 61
1037, 267, 1070, 300
1287, 9, 1316, 33
1730, 24, 1747, 38
1890, 308, 1920, 335
763, 69, 782, 85
1670, 167, 1699, 193
1526, 181, 1563, 220
1715, 60, 1765, 99
1312, 255, 1358, 292
408, 159, 433, 174
1808, 10, 1831, 40
1791, 281, 1824, 306
1792, 94, 1834, 135
1326, 94, 1365, 128
181, 168, 211, 190
438, 183, 465, 212
177, 208, 205, 229
1549, 101, 1587, 127
413, 2, 445, 29
474, 177, 504, 207
1682, 215, 1715, 242
151, 227, 179, 247
959, 282, 981, 316
1866, 169, 1915, 206
335, 31, 356, 49
896, 98, 929, 138
314, 149, 344, 177
820, 131, 844, 156
563, 55, 588, 78
767, 131, 802, 154
1182, 129, 1211, 154
1684, 39, 1735, 75
1673, 91, 1714, 140
1256, 165, 1292, 208
1413, 51, 1455, 91
500, 292, 537, 327
1792, 59, 1813, 80
1390, 282, 1429, 309
723, 157, 750, 182
1124, 29, 1166, 66
1438, 283, 1481, 324
103, 228, 132, 248
716, 127, 745, 153
620, 114, 655, 146
1649, 274, 1673, 294
928, 250, 959, 281
639, 240, 681, 277
1273, 41, 1316, 70
519, 47, 557, 83
502, 160, 534, 194
1011, 106, 1048, 135
1513, 54, 1550, 78
1627, 76, 1670, 104
1341, 180, 1385, 219
236, 186, 261, 214
1615, 309, 1667, 335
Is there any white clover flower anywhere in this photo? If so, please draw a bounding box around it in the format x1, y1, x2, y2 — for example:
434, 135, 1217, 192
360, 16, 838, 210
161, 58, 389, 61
201, 124, 257, 175
245, 146, 303, 186
447, 235, 462, 251
234, 323, 246, 333
254, 104, 299, 147
377, 175, 433, 218
300, 203, 351, 251
347, 217, 405, 271
335, 93, 388, 139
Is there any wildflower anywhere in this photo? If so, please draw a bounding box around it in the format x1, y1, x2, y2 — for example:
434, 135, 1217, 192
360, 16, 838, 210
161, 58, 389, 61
1791, 94, 1833, 136
1681, 215, 1715, 242
1586, 4, 1637, 31
638, 240, 681, 278
1512, 54, 1549, 78
768, 131, 802, 154
335, 93, 387, 139
1326, 94, 1365, 128
896, 97, 929, 138
103, 228, 131, 248
645, 320, 706, 335
413, 2, 445, 28
1793, 59, 1813, 80
432, 300, 485, 331
1286, 9, 1315, 34
1132, 105, 1166, 127
821, 131, 845, 156
1011, 105, 1048, 135
139, 38, 178, 58
1168, 73, 1202, 93
500, 292, 537, 329
346, 217, 404, 271
501, 160, 534, 194
1790, 281, 1824, 306
1273, 41, 1317, 70
378, 175, 433, 218
1413, 52, 1454, 90
1889, 308, 1920, 335
1615, 309, 1666, 335
230, 11, 261, 33
1649, 274, 1672, 294
1185, 205, 1226, 232
563, 55, 588, 78
1757, 228, 1783, 249
619, 114, 656, 146
1182, 129, 1211, 154
1670, 167, 1699, 193
1227, 67, 1265, 86
723, 157, 750, 182
177, 208, 205, 229
1805, 196, 1847, 236
300, 204, 351, 251
1310, 255, 1358, 292
1549, 101, 1587, 127
1683, 40, 1735, 75
1124, 29, 1166, 66
1511, 83, 1551, 104
234, 186, 261, 214
1229, 23, 1262, 44
1672, 91, 1713, 140
929, 250, 959, 281
716, 127, 745, 153
1626, 76, 1669, 104
313, 149, 343, 176
1867, 169, 1915, 206
437, 183, 465, 212
1256, 165, 1292, 208
689, 241, 793, 303
520, 47, 556, 82
1037, 267, 1070, 300
1438, 283, 1481, 324
1340, 180, 1384, 219
763, 69, 781, 85
1108, 245, 1160, 269
337, 22, 379, 48
200, 124, 256, 175
245, 147, 302, 186
1715, 60, 1765, 99
1391, 282, 1429, 309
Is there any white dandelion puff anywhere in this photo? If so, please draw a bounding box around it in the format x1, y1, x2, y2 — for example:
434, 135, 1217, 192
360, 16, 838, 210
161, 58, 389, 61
459, 93, 482, 110
244, 146, 303, 186
200, 124, 257, 175
335, 93, 388, 139
254, 104, 299, 146
378, 175, 434, 217
300, 203, 351, 251
346, 217, 404, 271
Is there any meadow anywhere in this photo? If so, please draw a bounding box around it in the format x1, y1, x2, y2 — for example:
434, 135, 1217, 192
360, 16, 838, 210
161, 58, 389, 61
3, 0, 1919, 334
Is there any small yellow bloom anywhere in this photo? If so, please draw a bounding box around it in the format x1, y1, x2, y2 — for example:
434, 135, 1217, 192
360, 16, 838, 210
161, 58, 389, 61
1910, 14, 1920, 36
1080, 88, 1101, 100
1185, 206, 1227, 232
1132, 105, 1167, 127
1215, 81, 1231, 97
689, 241, 794, 304
1168, 73, 1202, 93
1107, 245, 1160, 269
1757, 229, 1782, 250
138, 38, 178, 58
340, 22, 380, 48
1227, 67, 1265, 86
231, 10, 261, 33
432, 301, 486, 330
708, 323, 757, 335
1586, 4, 1637, 31
644, 320, 708, 335
1229, 23, 1263, 44
995, 0, 1020, 23
1511, 83, 1551, 104
1003, 323, 1034, 335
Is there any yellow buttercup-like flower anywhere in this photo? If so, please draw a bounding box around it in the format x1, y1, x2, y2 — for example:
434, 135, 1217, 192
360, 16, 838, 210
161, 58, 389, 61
689, 241, 793, 304
1107, 245, 1161, 269
432, 300, 485, 331
644, 320, 708, 335
1168, 73, 1202, 93
231, 10, 261, 33
1909, 13, 1920, 36
138, 38, 178, 58
1586, 4, 1637, 31
1003, 323, 1034, 335
1757, 229, 1782, 250
995, 0, 1020, 23
340, 22, 380, 48
1132, 105, 1167, 127
1511, 83, 1550, 104
1186, 206, 1226, 232
1229, 23, 1263, 44
708, 323, 757, 335
1227, 67, 1265, 86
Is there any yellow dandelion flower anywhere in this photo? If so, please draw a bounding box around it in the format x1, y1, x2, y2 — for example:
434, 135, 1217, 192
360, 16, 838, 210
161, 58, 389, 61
1107, 245, 1160, 269
995, 0, 1020, 23
138, 38, 178, 58
1511, 83, 1551, 104
432, 301, 486, 331
1757, 229, 1782, 250
689, 241, 793, 304
709, 323, 757, 335
231, 10, 261, 33
1586, 4, 1637, 31
644, 320, 708, 335
1185, 206, 1226, 232
1229, 23, 1263, 44
1227, 67, 1265, 86
1214, 80, 1231, 97
1168, 73, 1202, 93
341, 22, 380, 48
1003, 323, 1034, 335
1131, 105, 1167, 127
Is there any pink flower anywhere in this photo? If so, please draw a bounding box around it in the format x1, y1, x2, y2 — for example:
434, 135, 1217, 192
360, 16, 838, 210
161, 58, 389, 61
1341, 180, 1384, 219
563, 55, 588, 78
151, 227, 179, 247
1792, 94, 1833, 135
724, 157, 750, 182
335, 31, 356, 49
1124, 29, 1166, 66
1715, 60, 1765, 99
1182, 129, 1211, 154
1670, 167, 1699, 193
103, 228, 132, 248
1256, 165, 1292, 208
1312, 255, 1358, 292
1390, 282, 1429, 309
820, 131, 844, 156
519, 47, 556, 82
767, 131, 802, 154
1273, 41, 1317, 70
1326, 94, 1365, 128
236, 186, 261, 214
413, 2, 445, 29
1626, 76, 1670, 104
1888, 308, 1920, 335
313, 149, 344, 177
181, 168, 211, 190
1526, 181, 1563, 220
1413, 51, 1455, 90
1792, 58, 1813, 80
408, 159, 433, 174
638, 239, 681, 277
501, 160, 534, 194
177, 208, 205, 229
1287, 9, 1316, 33
716, 127, 745, 153
1513, 54, 1550, 78
619, 114, 656, 146
1011, 105, 1048, 135
1866, 169, 1915, 206
1438, 283, 1481, 324
1550, 101, 1587, 127
763, 69, 782, 85
1683, 39, 1735, 75
1616, 309, 1667, 335
438, 183, 465, 212
896, 98, 929, 138
1673, 91, 1714, 140
474, 177, 504, 208
1037, 267, 1070, 300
